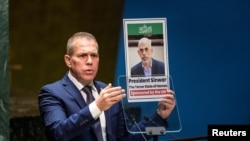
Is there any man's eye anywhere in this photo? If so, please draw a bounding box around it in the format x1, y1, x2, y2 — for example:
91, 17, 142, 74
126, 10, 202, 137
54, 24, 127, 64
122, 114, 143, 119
78, 54, 99, 59
139, 48, 148, 52
80, 54, 87, 57
91, 54, 99, 58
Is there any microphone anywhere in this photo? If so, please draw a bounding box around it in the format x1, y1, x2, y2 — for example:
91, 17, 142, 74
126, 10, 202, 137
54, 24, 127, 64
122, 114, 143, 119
144, 116, 161, 126
130, 115, 147, 141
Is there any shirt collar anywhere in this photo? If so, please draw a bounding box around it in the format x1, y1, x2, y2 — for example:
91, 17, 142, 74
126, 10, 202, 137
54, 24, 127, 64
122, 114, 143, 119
67, 71, 94, 91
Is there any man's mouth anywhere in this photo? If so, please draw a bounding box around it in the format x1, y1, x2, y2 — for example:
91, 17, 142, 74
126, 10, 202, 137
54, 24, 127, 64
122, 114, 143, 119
85, 69, 94, 73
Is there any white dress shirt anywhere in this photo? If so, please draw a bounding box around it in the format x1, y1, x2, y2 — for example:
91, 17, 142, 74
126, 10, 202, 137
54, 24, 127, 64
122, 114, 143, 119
68, 71, 107, 141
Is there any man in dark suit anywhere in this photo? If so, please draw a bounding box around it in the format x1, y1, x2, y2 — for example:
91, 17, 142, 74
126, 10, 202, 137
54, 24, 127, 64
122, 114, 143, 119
131, 37, 165, 77
38, 32, 175, 141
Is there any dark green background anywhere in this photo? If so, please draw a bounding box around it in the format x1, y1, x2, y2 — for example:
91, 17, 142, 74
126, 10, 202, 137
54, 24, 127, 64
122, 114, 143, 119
9, 0, 124, 118
0, 0, 124, 140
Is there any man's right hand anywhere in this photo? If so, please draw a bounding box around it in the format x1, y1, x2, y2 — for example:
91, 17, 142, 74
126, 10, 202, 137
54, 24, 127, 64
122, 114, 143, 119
96, 83, 126, 111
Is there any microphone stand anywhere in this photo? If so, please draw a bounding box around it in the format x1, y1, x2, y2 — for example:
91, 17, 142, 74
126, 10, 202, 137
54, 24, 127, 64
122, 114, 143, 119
144, 116, 166, 141
153, 135, 158, 141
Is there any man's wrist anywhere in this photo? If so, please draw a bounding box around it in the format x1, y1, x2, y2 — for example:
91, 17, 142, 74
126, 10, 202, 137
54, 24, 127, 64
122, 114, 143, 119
89, 102, 102, 119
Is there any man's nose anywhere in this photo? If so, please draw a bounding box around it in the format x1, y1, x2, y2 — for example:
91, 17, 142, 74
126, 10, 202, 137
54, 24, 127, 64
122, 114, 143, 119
86, 55, 93, 63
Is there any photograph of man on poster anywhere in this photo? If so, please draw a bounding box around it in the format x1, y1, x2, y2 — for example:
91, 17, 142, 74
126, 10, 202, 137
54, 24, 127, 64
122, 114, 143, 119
130, 36, 165, 77
123, 19, 169, 102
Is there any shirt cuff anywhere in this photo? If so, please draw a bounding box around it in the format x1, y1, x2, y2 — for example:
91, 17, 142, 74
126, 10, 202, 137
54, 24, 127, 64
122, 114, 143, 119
89, 101, 102, 119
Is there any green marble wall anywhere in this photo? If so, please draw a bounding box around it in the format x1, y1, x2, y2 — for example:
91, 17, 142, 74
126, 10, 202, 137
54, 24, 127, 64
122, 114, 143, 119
0, 0, 9, 140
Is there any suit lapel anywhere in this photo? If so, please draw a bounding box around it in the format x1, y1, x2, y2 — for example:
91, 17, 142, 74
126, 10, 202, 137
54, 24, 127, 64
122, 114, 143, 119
62, 75, 86, 108
104, 108, 112, 141
139, 62, 145, 75
151, 59, 156, 74
62, 77, 113, 139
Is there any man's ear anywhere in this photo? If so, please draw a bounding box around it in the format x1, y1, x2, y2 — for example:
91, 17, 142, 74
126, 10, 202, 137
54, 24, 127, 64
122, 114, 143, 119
64, 55, 71, 68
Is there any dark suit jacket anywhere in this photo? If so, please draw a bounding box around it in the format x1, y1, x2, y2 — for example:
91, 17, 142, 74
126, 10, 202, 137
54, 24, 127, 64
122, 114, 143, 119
38, 74, 168, 141
131, 58, 165, 77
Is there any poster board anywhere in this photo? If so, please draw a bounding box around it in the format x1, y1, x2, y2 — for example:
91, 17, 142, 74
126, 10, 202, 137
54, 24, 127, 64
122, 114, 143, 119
123, 18, 169, 102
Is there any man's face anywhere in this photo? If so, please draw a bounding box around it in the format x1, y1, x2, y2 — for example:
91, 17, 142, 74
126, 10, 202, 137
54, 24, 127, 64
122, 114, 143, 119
137, 42, 153, 65
64, 37, 99, 85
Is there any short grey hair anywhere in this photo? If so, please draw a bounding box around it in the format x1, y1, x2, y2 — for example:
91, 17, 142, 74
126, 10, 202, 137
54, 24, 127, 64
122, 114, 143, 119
66, 32, 98, 55
138, 37, 152, 47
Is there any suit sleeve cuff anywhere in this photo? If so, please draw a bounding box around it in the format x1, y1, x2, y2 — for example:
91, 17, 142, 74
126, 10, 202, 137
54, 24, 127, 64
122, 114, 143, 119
89, 101, 102, 119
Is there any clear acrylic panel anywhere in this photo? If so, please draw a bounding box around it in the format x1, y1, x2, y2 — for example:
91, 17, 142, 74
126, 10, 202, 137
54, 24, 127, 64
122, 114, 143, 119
118, 75, 182, 135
